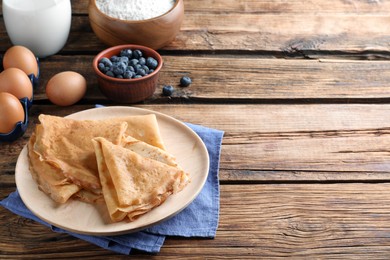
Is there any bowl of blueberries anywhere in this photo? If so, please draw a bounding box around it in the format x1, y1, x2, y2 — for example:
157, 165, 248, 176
93, 44, 163, 103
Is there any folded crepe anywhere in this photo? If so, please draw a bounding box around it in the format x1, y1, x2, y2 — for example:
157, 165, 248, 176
121, 135, 179, 168
29, 114, 167, 203
27, 129, 81, 204
105, 115, 166, 150
33, 115, 128, 192
92, 137, 190, 222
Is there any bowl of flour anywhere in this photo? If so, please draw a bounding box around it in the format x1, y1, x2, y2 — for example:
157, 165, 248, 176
88, 0, 184, 49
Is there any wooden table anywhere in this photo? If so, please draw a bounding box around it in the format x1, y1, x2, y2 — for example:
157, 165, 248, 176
2, 0, 390, 258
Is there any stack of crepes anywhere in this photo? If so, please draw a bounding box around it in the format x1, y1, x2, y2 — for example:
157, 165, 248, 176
27, 114, 190, 222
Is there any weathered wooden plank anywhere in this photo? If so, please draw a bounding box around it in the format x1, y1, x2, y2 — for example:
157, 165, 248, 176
2, 183, 390, 258
24, 56, 390, 102
1, 5, 390, 54
171, 13, 390, 54
161, 57, 390, 100
145, 104, 390, 175
2, 104, 390, 183
5, 0, 390, 15
183, 0, 390, 14
54, 14, 390, 54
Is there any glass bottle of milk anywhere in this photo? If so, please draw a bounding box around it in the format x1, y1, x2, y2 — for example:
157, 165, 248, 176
2, 0, 72, 58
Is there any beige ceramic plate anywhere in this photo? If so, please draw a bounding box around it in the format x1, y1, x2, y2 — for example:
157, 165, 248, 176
15, 106, 209, 235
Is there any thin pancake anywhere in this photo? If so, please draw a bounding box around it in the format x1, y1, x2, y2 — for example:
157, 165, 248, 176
92, 137, 190, 222
73, 189, 104, 204
33, 114, 128, 191
27, 128, 81, 204
105, 114, 166, 150
121, 135, 179, 167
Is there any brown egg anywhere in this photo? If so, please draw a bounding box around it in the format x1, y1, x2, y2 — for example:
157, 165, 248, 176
0, 68, 33, 100
3, 45, 39, 77
46, 71, 87, 106
0, 92, 25, 134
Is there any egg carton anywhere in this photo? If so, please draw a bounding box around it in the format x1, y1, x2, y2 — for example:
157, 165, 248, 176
0, 58, 39, 142
0, 97, 29, 142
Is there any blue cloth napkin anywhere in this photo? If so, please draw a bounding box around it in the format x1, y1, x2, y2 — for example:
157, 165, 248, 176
0, 123, 224, 255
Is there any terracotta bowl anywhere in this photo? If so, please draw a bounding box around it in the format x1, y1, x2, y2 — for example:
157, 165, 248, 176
92, 44, 163, 103
88, 0, 184, 50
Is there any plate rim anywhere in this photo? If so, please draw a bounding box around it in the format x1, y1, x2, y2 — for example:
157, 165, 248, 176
15, 106, 210, 235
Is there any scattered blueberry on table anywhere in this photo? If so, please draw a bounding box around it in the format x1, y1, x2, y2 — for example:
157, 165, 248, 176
98, 49, 158, 79
162, 85, 174, 96
180, 76, 192, 87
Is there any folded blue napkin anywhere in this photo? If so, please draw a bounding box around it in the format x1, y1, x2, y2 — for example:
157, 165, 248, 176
0, 122, 224, 255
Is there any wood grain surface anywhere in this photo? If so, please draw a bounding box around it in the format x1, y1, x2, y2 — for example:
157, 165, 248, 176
2, 183, 390, 258
1, 0, 390, 258
28, 56, 390, 102
2, 1, 390, 54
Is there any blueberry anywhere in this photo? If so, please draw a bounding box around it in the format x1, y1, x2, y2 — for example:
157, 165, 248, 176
113, 62, 126, 75
162, 85, 174, 96
118, 62, 127, 70
116, 74, 124, 79
127, 66, 135, 72
180, 76, 192, 87
130, 66, 137, 73
134, 75, 142, 78
98, 62, 106, 72
106, 70, 115, 77
138, 57, 146, 65
129, 59, 139, 66
134, 64, 142, 72
149, 69, 154, 74
146, 57, 158, 69
113, 68, 124, 76
120, 49, 132, 58
119, 56, 129, 65
110, 55, 120, 62
133, 49, 143, 59
99, 57, 112, 67
123, 71, 133, 79
136, 68, 146, 76
142, 65, 150, 74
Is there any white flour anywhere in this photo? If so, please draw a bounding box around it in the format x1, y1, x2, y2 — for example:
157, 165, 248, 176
96, 0, 175, 21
